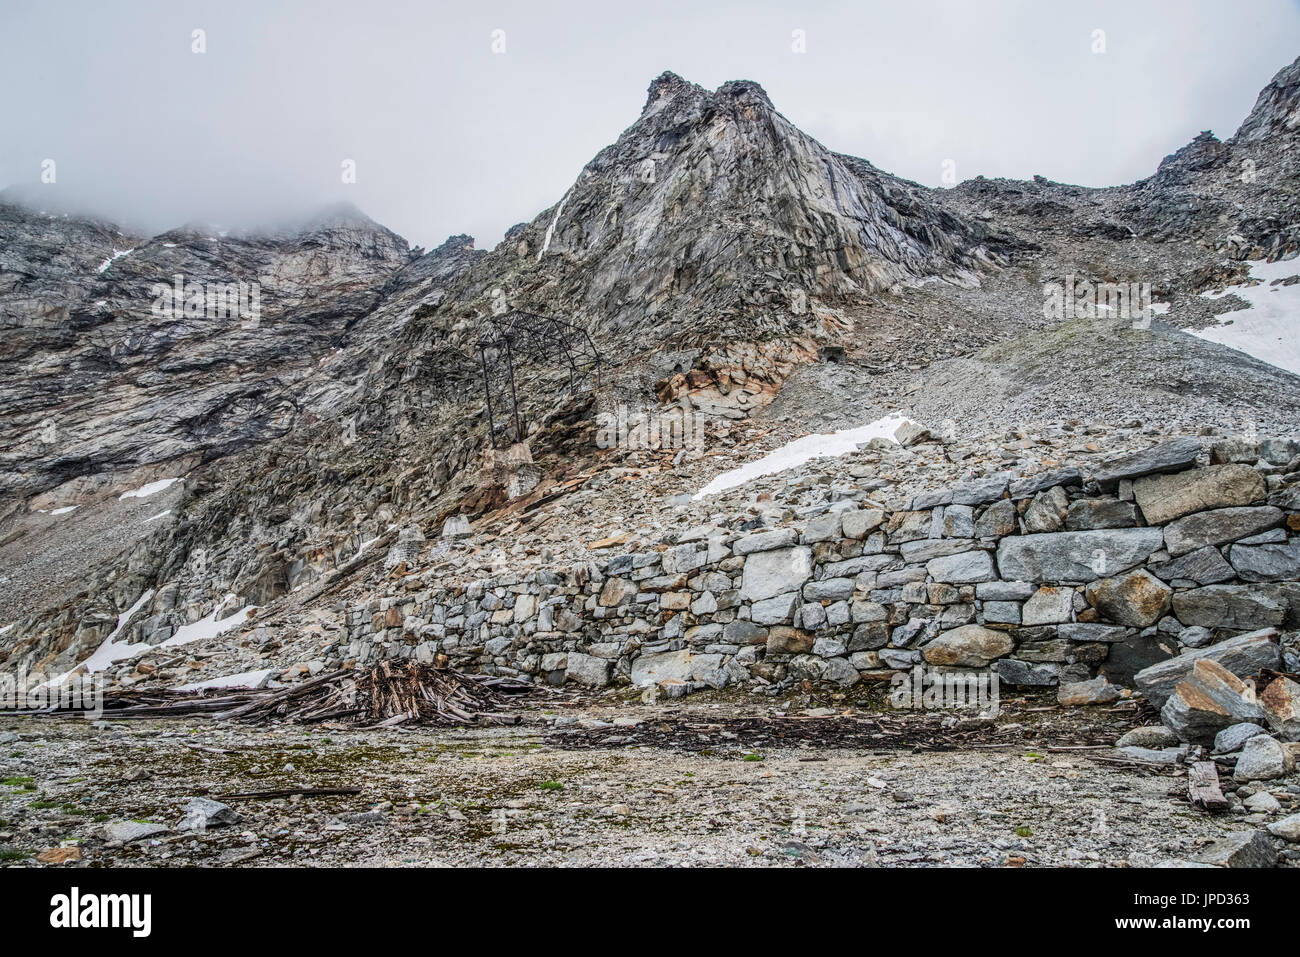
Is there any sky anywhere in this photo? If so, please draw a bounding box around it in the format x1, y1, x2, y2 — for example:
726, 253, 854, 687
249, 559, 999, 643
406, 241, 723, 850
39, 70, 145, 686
2, 0, 1298, 251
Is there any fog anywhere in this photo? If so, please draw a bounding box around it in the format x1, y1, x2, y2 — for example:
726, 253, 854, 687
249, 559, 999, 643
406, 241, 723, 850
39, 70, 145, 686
2, 0, 1297, 250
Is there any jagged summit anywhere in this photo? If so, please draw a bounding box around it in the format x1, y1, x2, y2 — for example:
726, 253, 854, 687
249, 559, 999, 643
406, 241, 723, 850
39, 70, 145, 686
1232, 54, 1300, 143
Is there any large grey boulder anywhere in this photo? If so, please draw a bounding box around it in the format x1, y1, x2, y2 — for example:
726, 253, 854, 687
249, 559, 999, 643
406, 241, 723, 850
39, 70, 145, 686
1163, 506, 1284, 556
565, 652, 612, 688
740, 546, 812, 602
1233, 734, 1293, 782
1147, 546, 1236, 585
1132, 628, 1282, 707
926, 549, 996, 583
1193, 830, 1276, 867
995, 528, 1164, 582
1227, 540, 1300, 582
1132, 464, 1265, 525
1171, 585, 1287, 630
1091, 438, 1202, 491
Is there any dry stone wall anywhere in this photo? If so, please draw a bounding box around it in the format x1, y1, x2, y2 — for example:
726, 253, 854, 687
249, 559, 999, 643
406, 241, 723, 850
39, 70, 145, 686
342, 436, 1300, 700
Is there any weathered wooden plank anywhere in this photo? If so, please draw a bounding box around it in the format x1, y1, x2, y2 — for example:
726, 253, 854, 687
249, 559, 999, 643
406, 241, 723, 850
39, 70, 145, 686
1188, 760, 1229, 810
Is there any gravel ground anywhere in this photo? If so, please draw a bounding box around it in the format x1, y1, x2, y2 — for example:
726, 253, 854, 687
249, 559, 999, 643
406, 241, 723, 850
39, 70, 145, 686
2, 693, 1295, 868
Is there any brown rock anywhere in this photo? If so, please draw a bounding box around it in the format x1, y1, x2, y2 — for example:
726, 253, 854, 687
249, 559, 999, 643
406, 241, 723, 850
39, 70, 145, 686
1133, 465, 1266, 525
1084, 569, 1173, 627
921, 624, 1013, 667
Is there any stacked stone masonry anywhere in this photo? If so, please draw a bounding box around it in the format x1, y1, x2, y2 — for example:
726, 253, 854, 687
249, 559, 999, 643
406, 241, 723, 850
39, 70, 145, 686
342, 436, 1300, 699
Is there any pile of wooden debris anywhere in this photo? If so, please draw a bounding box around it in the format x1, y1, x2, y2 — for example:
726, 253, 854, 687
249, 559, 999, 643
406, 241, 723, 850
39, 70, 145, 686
94, 662, 538, 727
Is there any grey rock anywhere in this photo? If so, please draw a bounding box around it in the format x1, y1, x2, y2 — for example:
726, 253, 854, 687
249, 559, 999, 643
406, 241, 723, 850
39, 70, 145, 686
1091, 438, 1203, 491
740, 547, 812, 602
1132, 628, 1282, 707
1233, 734, 1293, 782
1163, 506, 1284, 557
1227, 539, 1300, 582
177, 797, 242, 832
1172, 586, 1286, 630
1193, 830, 1276, 867
1214, 722, 1270, 754
996, 528, 1164, 582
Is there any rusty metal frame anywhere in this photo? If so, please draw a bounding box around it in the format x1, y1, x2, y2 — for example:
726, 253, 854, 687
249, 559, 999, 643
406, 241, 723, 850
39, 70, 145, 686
477, 311, 602, 448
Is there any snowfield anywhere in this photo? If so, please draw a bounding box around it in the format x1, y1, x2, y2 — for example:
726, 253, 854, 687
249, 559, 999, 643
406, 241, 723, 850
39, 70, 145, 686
1194, 258, 1300, 376
694, 413, 911, 499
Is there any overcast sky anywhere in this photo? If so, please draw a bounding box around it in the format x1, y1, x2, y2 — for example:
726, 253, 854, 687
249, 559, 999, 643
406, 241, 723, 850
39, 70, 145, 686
2, 0, 1298, 250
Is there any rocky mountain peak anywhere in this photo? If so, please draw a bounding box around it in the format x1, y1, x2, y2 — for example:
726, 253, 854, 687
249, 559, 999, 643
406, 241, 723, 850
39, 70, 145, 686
1232, 54, 1300, 143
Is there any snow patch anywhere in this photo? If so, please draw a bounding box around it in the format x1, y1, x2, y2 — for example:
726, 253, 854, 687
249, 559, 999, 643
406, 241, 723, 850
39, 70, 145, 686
96, 248, 134, 273
694, 413, 912, 499
537, 189, 572, 261
50, 505, 79, 516
143, 510, 173, 523
119, 477, 182, 500
49, 589, 156, 683
160, 602, 257, 648
1193, 258, 1300, 376
174, 668, 275, 692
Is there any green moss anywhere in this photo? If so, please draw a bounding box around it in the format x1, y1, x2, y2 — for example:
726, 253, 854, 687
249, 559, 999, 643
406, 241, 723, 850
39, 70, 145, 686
538, 780, 564, 791
0, 848, 32, 861
2, 777, 35, 789
1015, 826, 1033, 838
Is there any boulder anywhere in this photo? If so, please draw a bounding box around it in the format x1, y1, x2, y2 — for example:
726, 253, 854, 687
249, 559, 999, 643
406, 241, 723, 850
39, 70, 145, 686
1065, 497, 1139, 530
920, 625, 1014, 667
177, 797, 242, 833
1147, 546, 1236, 585
1214, 722, 1270, 754
926, 549, 996, 583
598, 577, 638, 607
1158, 659, 1267, 744
1022, 486, 1069, 533
766, 626, 814, 655
1058, 676, 1124, 706
1227, 540, 1300, 582
1260, 675, 1300, 740
1233, 733, 1294, 782
1132, 628, 1282, 707
1132, 464, 1265, 525
1009, 467, 1083, 500
1021, 586, 1075, 625
1193, 830, 1276, 868
974, 499, 1018, 537
740, 546, 812, 602
1163, 506, 1284, 557
733, 527, 799, 556
1171, 585, 1286, 630
1084, 569, 1172, 627
1091, 438, 1202, 491
1267, 814, 1300, 842
995, 528, 1164, 582
565, 652, 612, 688
750, 592, 800, 625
